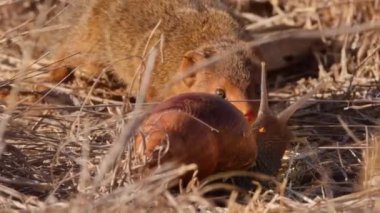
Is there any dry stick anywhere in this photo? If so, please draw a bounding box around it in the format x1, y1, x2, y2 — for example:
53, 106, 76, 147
345, 103, 380, 110
0, 1, 20, 7
249, 180, 263, 201
0, 183, 27, 203
0, 45, 32, 156
44, 2, 69, 25
164, 191, 182, 213
316, 187, 380, 206
0, 53, 48, 83
0, 17, 33, 40
245, 10, 296, 31
27, 66, 78, 106
76, 68, 109, 192
92, 164, 197, 207
161, 21, 380, 98
346, 45, 380, 94
73, 67, 108, 125
92, 48, 158, 189
362, 127, 373, 189
33, 82, 125, 105
199, 170, 276, 189
253, 20, 380, 45
0, 175, 52, 191
338, 35, 349, 81
48, 169, 80, 198
199, 183, 246, 196
12, 98, 380, 112
16, 24, 71, 38
31, 54, 142, 111
263, 194, 281, 213
128, 19, 162, 97
337, 0, 354, 83
33, 51, 80, 70
0, 52, 81, 95
155, 110, 219, 133
26, 51, 50, 72
337, 115, 362, 144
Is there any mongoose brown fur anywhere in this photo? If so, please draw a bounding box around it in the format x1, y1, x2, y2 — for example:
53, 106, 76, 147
49, 0, 263, 121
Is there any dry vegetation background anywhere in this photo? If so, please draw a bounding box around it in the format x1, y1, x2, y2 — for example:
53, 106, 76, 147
0, 0, 380, 212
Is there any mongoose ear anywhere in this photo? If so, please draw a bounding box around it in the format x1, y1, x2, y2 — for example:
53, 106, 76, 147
179, 50, 205, 87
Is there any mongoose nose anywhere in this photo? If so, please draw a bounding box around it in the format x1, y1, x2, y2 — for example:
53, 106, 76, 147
244, 110, 255, 123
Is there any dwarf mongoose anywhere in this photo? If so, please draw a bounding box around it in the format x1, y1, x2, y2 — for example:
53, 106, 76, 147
49, 0, 263, 121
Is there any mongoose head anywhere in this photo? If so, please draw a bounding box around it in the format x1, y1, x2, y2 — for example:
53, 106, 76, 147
177, 39, 262, 123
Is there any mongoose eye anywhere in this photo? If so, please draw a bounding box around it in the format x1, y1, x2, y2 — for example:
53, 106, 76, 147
215, 88, 226, 99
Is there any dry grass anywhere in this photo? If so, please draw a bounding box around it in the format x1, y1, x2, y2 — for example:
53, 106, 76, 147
0, 0, 380, 212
